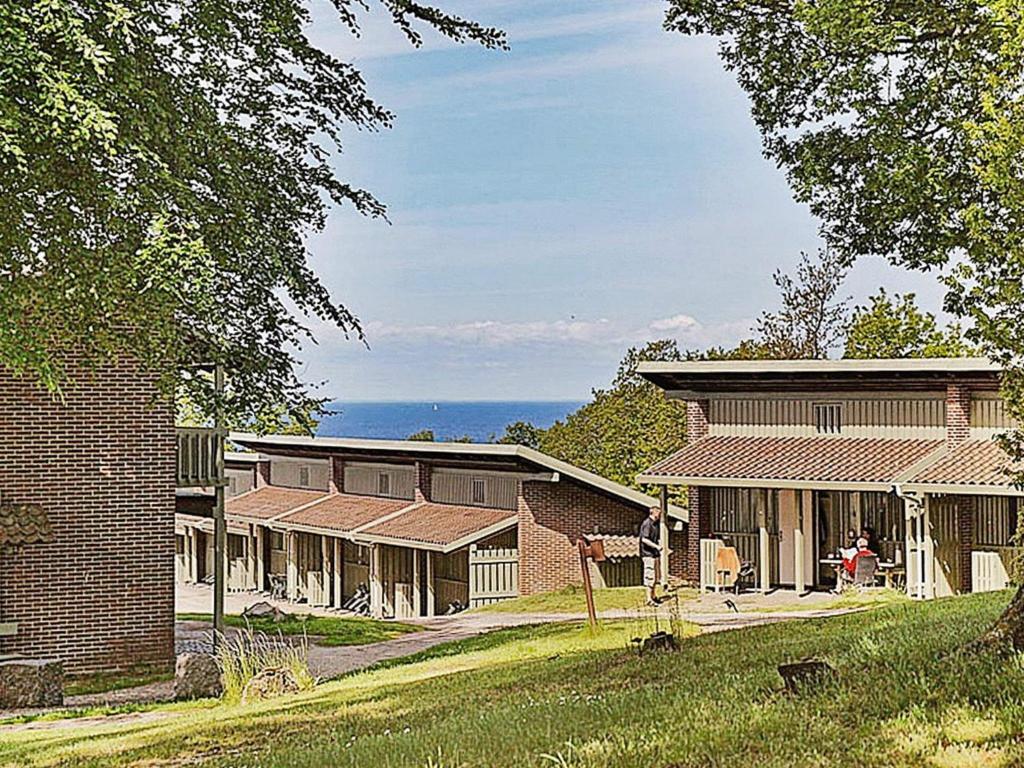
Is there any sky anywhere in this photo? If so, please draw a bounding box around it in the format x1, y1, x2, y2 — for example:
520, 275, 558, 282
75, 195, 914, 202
294, 0, 948, 402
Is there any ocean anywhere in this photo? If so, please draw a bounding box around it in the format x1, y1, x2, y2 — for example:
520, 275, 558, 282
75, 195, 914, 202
317, 401, 583, 443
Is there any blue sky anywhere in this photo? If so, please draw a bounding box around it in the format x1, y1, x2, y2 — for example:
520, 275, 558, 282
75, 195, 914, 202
295, 0, 947, 402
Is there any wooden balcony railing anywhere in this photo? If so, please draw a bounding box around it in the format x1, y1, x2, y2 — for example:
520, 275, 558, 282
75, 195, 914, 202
176, 427, 225, 487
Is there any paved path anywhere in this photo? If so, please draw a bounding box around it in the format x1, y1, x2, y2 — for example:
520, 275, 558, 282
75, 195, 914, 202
8, 589, 858, 718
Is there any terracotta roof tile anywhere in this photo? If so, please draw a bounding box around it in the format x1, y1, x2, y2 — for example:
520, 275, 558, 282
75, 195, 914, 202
642, 435, 944, 485
585, 533, 639, 559
910, 440, 1022, 488
277, 494, 411, 533
0, 503, 53, 547
359, 502, 516, 548
225, 486, 328, 521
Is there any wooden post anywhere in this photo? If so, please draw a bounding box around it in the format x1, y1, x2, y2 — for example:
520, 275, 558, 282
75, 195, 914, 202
333, 538, 343, 609
758, 504, 770, 593
320, 535, 330, 607
370, 545, 383, 619
212, 363, 226, 645
255, 526, 265, 592
659, 487, 670, 588
794, 491, 805, 595
426, 551, 435, 617
468, 544, 477, 609
578, 540, 598, 629
286, 532, 297, 601
923, 496, 935, 599
413, 549, 422, 616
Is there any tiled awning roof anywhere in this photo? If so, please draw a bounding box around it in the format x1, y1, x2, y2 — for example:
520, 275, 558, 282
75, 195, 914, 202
276, 493, 411, 533
356, 502, 516, 551
175, 512, 250, 536
907, 440, 1022, 490
585, 534, 639, 559
225, 486, 328, 521
638, 435, 945, 489
0, 503, 53, 547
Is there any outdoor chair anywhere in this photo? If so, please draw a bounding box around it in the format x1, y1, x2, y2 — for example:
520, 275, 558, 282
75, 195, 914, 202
268, 573, 287, 601
714, 546, 756, 594
853, 554, 880, 588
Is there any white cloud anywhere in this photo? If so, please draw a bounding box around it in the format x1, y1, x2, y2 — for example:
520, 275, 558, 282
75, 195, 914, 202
360, 313, 750, 350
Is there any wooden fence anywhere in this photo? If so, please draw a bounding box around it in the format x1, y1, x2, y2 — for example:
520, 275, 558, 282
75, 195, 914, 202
468, 545, 518, 607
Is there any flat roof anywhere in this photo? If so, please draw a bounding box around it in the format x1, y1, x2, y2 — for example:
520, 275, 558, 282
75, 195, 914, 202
638, 357, 1001, 395
229, 432, 685, 521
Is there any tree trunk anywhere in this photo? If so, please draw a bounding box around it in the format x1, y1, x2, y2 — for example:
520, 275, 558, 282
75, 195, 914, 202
975, 584, 1024, 652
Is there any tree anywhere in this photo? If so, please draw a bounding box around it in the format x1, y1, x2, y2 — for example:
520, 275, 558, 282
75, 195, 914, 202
755, 249, 850, 359
497, 421, 543, 449
539, 341, 687, 502
666, 0, 1024, 648
407, 429, 436, 442
844, 290, 977, 360
1, 2, 504, 425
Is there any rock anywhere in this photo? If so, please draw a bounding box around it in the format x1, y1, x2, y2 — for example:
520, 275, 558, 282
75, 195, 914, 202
242, 601, 290, 623
174, 653, 223, 700
0, 658, 63, 708
240, 667, 302, 704
778, 659, 837, 694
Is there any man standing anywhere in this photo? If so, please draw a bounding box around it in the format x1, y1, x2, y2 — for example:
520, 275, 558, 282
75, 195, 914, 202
639, 507, 662, 606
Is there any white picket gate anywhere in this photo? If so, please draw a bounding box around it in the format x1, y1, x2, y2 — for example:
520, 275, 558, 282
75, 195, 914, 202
468, 545, 519, 607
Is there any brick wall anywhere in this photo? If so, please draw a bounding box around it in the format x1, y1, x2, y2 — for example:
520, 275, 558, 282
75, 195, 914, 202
517, 478, 650, 595
414, 461, 431, 503
685, 400, 710, 582
958, 495, 975, 593
946, 383, 970, 446
0, 361, 175, 673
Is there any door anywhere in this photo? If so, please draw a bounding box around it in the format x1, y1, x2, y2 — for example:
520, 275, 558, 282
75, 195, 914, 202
816, 491, 855, 585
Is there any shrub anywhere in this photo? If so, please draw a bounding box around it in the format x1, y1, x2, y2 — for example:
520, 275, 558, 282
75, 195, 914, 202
213, 625, 315, 703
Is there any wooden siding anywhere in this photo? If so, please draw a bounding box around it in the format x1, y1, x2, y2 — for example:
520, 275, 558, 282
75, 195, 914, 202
433, 550, 469, 612
226, 467, 254, 497
976, 496, 1018, 547
270, 460, 330, 491
971, 397, 1019, 439
708, 397, 946, 439
343, 463, 415, 500
431, 471, 518, 510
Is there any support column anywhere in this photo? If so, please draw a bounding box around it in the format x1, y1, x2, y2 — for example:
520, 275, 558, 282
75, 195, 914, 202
659, 488, 669, 589
255, 526, 265, 592
794, 491, 805, 595
426, 551, 435, 617
370, 545, 383, 619
286, 532, 297, 601
923, 497, 935, 600
905, 500, 916, 598
321, 535, 330, 607
333, 538, 343, 608
413, 550, 422, 616
188, 528, 198, 583
758, 506, 770, 593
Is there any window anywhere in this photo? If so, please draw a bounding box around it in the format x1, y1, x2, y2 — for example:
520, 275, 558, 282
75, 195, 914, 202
377, 471, 390, 496
269, 531, 284, 551
298, 465, 310, 487
471, 477, 486, 505
814, 403, 842, 435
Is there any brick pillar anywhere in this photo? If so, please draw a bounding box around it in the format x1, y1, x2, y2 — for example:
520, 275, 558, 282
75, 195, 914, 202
329, 457, 344, 493
946, 383, 970, 446
958, 495, 974, 593
414, 461, 431, 503
685, 399, 710, 583
256, 459, 271, 488
668, 529, 687, 578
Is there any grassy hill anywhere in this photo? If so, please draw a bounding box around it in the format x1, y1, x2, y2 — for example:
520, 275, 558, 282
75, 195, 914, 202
4, 591, 1023, 767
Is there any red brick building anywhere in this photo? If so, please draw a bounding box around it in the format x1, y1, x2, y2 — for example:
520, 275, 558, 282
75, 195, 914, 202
0, 362, 176, 673
175, 435, 687, 618
637, 358, 1022, 599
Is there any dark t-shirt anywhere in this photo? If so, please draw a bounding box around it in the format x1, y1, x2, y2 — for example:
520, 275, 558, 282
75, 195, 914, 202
638, 516, 660, 558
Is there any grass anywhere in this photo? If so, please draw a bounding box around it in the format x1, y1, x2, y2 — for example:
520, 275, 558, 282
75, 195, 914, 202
63, 665, 173, 698
471, 584, 696, 614
176, 612, 419, 647
5, 591, 1024, 767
